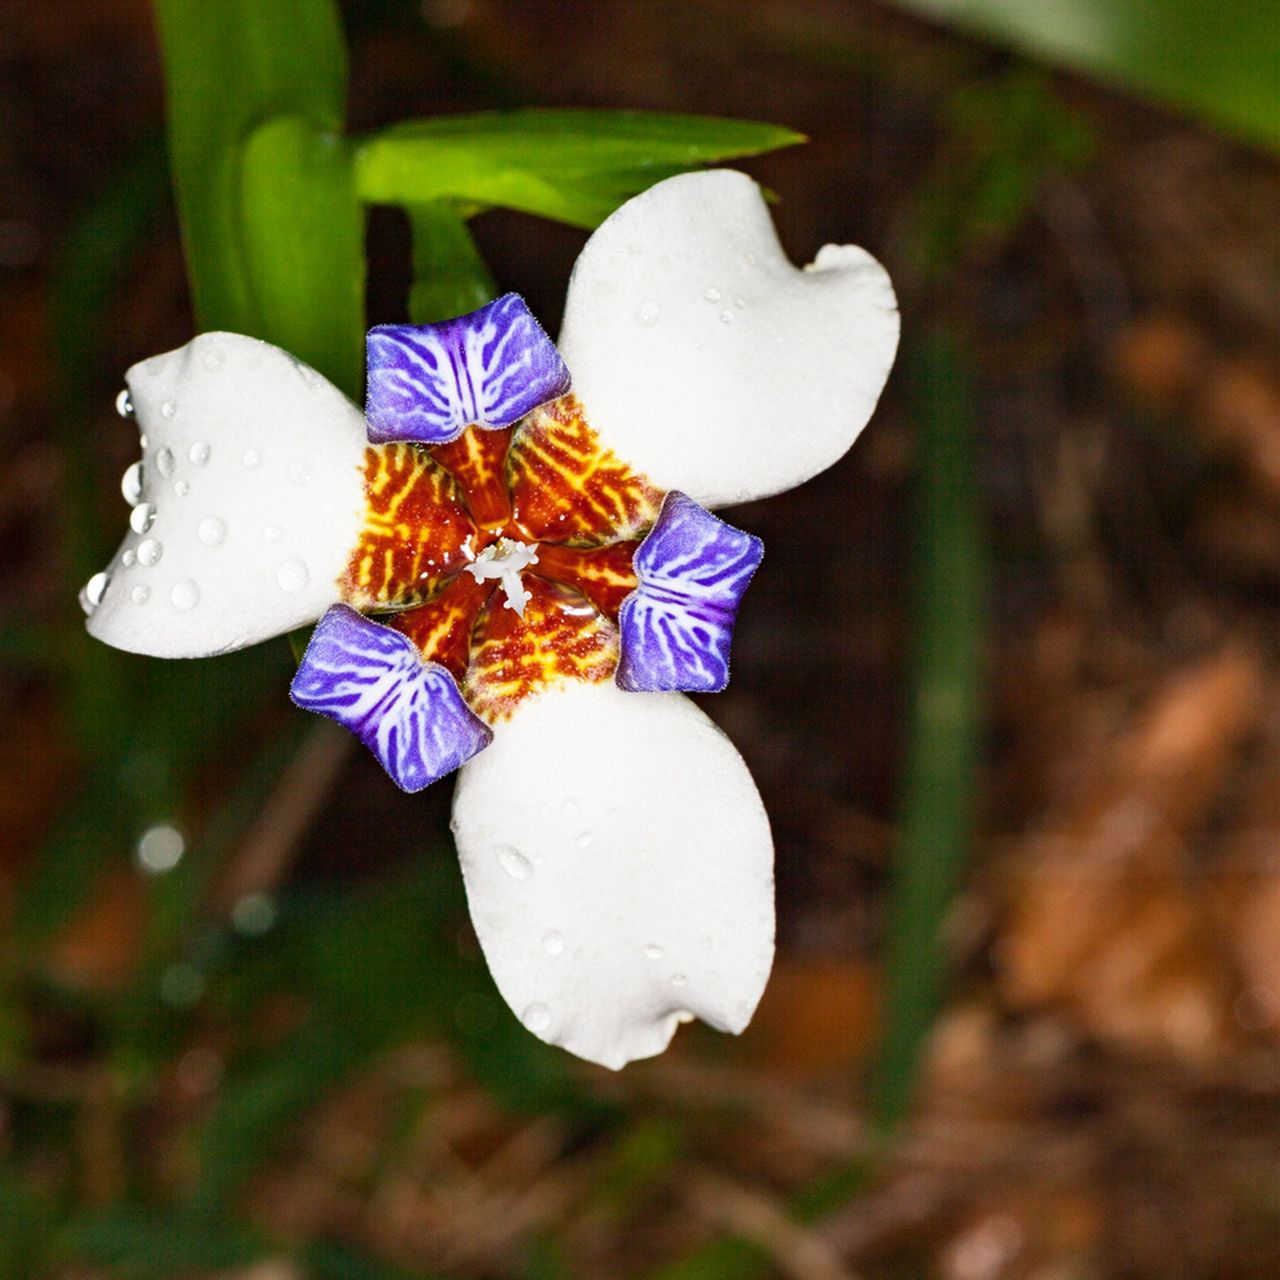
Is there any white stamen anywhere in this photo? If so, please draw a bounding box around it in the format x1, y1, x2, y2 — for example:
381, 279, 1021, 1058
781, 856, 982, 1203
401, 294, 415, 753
464, 538, 539, 617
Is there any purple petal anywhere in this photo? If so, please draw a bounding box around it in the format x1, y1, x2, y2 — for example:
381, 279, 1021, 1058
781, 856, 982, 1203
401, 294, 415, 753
290, 605, 492, 791
617, 492, 763, 693
365, 293, 570, 445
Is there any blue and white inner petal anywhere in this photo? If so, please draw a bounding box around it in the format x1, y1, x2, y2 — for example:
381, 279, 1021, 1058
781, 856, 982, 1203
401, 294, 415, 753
365, 293, 570, 445
617, 491, 763, 693
290, 605, 493, 792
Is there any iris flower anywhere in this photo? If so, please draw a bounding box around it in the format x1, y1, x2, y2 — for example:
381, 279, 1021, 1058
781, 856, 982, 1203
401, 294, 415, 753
83, 171, 898, 1068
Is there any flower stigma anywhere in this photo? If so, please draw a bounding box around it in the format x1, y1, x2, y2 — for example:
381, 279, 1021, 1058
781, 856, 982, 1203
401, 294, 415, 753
463, 537, 540, 616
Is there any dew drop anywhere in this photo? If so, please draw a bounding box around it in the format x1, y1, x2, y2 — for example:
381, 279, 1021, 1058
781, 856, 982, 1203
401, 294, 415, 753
197, 516, 227, 547
121, 549, 136, 567
744, 250, 757, 265
171, 579, 200, 610
115, 388, 134, 418
121, 461, 144, 505
130, 502, 156, 534
155, 446, 175, 477
542, 930, 566, 956
734, 295, 748, 309
719, 309, 735, 325
575, 832, 593, 850
636, 300, 661, 326
671, 972, 688, 988
496, 845, 533, 880
644, 943, 665, 961
130, 584, 150, 605
160, 399, 177, 419
276, 558, 309, 592
202, 345, 226, 372
80, 571, 109, 614
188, 441, 211, 467
242, 448, 262, 469
263, 524, 283, 543
522, 1003, 552, 1033
173, 479, 190, 497
703, 286, 721, 303
136, 538, 163, 567
561, 798, 581, 819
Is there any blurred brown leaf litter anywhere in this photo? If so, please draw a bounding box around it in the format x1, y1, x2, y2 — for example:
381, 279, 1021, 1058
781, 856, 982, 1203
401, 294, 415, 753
1, 0, 1280, 1277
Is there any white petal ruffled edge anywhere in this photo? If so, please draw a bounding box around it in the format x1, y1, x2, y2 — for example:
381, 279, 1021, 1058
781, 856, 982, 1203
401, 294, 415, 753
451, 678, 774, 1069
557, 169, 899, 508
84, 333, 367, 658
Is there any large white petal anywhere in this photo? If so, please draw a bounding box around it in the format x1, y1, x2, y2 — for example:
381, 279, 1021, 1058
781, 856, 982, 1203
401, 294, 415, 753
557, 169, 899, 507
85, 333, 367, 657
451, 679, 774, 1070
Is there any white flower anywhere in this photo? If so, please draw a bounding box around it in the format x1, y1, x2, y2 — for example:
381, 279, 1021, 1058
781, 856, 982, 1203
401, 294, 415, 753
83, 170, 898, 1069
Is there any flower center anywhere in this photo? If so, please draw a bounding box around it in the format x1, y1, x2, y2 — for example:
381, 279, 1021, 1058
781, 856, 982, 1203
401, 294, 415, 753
463, 537, 540, 616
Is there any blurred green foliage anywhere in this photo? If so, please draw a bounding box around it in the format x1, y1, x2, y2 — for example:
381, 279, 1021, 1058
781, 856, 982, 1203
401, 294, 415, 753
887, 0, 1280, 149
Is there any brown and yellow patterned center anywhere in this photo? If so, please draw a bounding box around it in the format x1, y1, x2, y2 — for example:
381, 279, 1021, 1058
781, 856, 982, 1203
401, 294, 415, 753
341, 395, 662, 722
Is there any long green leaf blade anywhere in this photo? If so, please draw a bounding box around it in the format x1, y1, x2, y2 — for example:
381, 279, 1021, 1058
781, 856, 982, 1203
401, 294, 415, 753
355, 109, 804, 228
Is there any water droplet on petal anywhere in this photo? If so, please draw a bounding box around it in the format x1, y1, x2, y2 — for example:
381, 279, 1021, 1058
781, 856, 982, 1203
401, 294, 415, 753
171, 579, 200, 610
644, 944, 665, 961
115, 389, 134, 418
734, 295, 748, 309
155, 447, 175, 477
575, 832, 593, 850
496, 845, 533, 880
542, 930, 565, 956
522, 1003, 552, 1033
197, 516, 227, 547
160, 400, 177, 419
637, 300, 661, 326
173, 479, 190, 497
263, 524, 283, 543
202, 345, 226, 372
561, 798, 581, 819
130, 502, 156, 534
136, 538, 163, 567
242, 449, 262, 469
188, 441, 211, 467
130, 585, 150, 605
719, 309, 734, 325
121, 549, 136, 567
121, 461, 144, 505
276, 558, 309, 592
80, 571, 109, 614
671, 973, 688, 987
704, 286, 721, 303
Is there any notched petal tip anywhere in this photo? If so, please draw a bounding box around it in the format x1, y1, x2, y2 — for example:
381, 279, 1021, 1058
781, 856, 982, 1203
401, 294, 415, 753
557, 169, 901, 507
452, 680, 774, 1069
365, 293, 570, 446
617, 491, 763, 694
291, 604, 491, 792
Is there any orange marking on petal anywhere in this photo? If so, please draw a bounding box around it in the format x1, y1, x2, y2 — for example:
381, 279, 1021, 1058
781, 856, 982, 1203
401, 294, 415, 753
389, 571, 493, 681
533, 541, 640, 622
432, 426, 514, 531
343, 444, 477, 609
464, 576, 618, 722
508, 394, 662, 545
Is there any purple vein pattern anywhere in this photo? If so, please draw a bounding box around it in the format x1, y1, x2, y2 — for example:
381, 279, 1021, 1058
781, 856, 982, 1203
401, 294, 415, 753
365, 294, 570, 445
616, 491, 763, 693
290, 605, 493, 792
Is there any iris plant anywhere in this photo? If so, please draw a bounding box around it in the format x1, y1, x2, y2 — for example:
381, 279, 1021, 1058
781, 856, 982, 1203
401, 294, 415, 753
83, 171, 898, 1068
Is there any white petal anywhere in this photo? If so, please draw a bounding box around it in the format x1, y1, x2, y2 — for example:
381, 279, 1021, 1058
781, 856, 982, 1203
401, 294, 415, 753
86, 333, 367, 657
557, 169, 899, 507
451, 679, 774, 1069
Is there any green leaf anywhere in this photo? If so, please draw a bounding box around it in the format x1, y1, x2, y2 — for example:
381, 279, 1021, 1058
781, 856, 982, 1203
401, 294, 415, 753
237, 117, 364, 393
153, 0, 365, 390
355, 109, 804, 229
884, 0, 1280, 150
406, 201, 496, 324
74, 1207, 263, 1275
